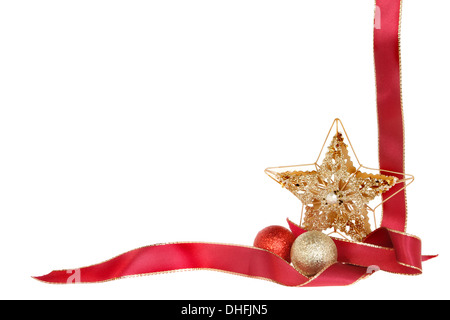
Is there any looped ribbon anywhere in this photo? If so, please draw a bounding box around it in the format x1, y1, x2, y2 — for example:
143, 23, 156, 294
34, 0, 436, 286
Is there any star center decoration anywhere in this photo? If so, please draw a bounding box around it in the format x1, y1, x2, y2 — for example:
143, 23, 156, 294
265, 119, 414, 242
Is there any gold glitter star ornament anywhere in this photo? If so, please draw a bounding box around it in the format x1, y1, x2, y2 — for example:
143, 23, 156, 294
265, 119, 414, 242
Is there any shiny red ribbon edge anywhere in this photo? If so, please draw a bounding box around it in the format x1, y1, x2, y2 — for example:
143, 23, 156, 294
34, 0, 436, 286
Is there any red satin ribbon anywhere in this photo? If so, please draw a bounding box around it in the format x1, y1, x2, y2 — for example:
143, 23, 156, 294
374, 0, 408, 232
34, 0, 436, 286
33, 241, 370, 286
33, 219, 436, 285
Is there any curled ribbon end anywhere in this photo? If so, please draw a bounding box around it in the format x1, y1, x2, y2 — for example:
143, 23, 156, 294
32, 269, 82, 284
422, 254, 438, 262
31, 274, 56, 284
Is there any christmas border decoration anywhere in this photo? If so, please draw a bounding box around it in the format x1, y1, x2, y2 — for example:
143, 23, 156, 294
34, 0, 436, 287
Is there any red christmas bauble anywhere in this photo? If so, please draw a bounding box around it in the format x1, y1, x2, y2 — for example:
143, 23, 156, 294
253, 225, 296, 262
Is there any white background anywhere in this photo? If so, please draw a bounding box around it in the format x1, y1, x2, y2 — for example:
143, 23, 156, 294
0, 1, 448, 300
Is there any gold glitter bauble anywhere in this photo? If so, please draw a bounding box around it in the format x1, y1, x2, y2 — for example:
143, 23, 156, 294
290, 231, 338, 277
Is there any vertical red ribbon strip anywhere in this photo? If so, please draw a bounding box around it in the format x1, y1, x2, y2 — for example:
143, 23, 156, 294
34, 0, 435, 286
374, 0, 407, 232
